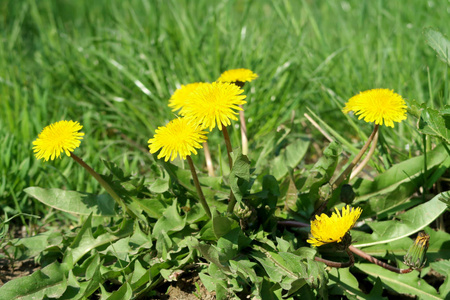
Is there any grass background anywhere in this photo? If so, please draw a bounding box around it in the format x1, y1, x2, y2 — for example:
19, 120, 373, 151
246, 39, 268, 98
1, 0, 449, 227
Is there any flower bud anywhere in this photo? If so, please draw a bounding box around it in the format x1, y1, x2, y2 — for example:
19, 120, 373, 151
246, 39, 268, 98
340, 184, 355, 204
403, 232, 430, 269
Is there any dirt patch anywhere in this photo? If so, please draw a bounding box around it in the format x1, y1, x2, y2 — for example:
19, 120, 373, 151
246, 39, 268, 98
0, 258, 39, 286
151, 270, 215, 300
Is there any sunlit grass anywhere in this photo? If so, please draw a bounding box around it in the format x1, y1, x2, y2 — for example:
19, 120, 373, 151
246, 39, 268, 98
1, 0, 449, 228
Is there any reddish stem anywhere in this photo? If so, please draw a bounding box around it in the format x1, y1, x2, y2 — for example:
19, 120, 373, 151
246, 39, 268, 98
315, 249, 354, 268
349, 245, 413, 274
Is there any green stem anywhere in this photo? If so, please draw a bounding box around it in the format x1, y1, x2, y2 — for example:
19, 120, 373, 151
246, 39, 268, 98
332, 124, 379, 189
278, 220, 309, 228
70, 152, 130, 216
422, 134, 428, 198
222, 125, 233, 169
187, 155, 212, 219
222, 125, 238, 213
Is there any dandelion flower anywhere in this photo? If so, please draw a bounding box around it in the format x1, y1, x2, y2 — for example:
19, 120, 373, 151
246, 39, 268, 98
217, 68, 258, 86
180, 82, 246, 131
343, 89, 407, 128
307, 205, 362, 247
33, 120, 84, 161
148, 117, 208, 162
168, 82, 207, 114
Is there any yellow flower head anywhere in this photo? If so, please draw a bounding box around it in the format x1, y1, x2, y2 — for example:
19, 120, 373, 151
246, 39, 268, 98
343, 89, 407, 128
217, 68, 258, 85
168, 82, 207, 114
148, 117, 208, 162
307, 205, 362, 247
180, 82, 247, 131
33, 120, 84, 161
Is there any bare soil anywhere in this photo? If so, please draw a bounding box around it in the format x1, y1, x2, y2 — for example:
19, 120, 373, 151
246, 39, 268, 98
0, 258, 39, 286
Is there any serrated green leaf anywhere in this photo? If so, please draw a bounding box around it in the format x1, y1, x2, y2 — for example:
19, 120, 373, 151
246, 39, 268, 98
293, 247, 317, 261
61, 253, 102, 299
198, 272, 216, 292
152, 200, 186, 237
106, 282, 132, 300
24, 187, 116, 216
406, 99, 426, 118
149, 178, 169, 193
356, 263, 441, 299
354, 143, 448, 202
129, 259, 151, 291
271, 138, 309, 180
367, 278, 387, 299
419, 107, 450, 144
353, 192, 447, 247
328, 268, 365, 298
0, 262, 70, 300
323, 227, 449, 260
229, 152, 251, 204
59, 270, 82, 300
186, 237, 230, 273
212, 215, 239, 239
66, 215, 134, 264
217, 228, 240, 263
424, 27, 450, 66
429, 260, 450, 298
102, 160, 130, 181
9, 230, 62, 259
284, 176, 298, 211
301, 141, 341, 193
229, 259, 261, 291
132, 197, 167, 219
438, 191, 450, 208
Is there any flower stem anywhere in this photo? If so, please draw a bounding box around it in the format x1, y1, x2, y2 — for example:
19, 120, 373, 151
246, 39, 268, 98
350, 130, 379, 181
187, 155, 212, 219
222, 125, 238, 213
70, 152, 131, 216
315, 249, 354, 268
221, 126, 233, 170
332, 124, 379, 189
227, 191, 237, 213
278, 220, 310, 228
239, 106, 248, 156
348, 245, 413, 274
203, 142, 215, 177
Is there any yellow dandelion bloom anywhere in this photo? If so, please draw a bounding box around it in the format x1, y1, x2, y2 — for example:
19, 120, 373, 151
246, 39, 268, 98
33, 120, 84, 161
148, 117, 208, 162
343, 89, 407, 128
168, 82, 207, 114
180, 82, 247, 131
217, 68, 258, 84
307, 205, 362, 247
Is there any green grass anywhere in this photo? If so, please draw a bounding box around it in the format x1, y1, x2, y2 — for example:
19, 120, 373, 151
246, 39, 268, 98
1, 0, 449, 227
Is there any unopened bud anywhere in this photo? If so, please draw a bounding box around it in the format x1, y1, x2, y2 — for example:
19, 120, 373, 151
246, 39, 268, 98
340, 184, 355, 204
403, 232, 430, 269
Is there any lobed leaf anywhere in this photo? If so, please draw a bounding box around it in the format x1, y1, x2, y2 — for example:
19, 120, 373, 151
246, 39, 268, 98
0, 262, 70, 299
419, 107, 450, 144
24, 187, 116, 216
355, 263, 441, 299
424, 27, 450, 66
352, 192, 447, 247
429, 260, 450, 298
